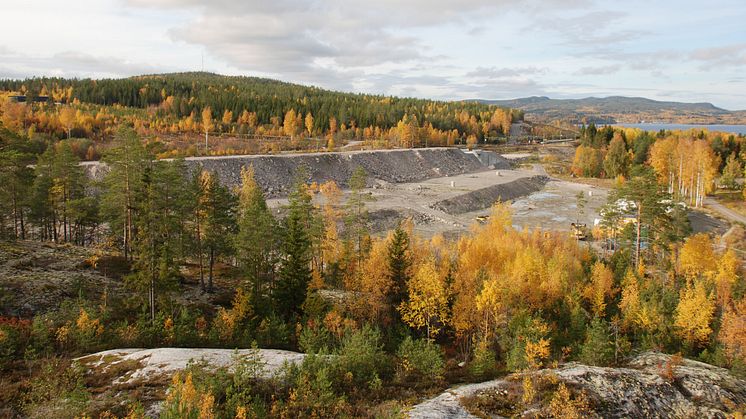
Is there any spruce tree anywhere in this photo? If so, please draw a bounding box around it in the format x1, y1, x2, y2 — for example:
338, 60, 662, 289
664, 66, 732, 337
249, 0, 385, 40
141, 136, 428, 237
579, 317, 615, 366
235, 165, 277, 313
387, 224, 411, 308
275, 172, 314, 319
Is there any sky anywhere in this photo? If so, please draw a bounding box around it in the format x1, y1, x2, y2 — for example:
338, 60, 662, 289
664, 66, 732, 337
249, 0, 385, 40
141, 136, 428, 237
1, 0, 745, 109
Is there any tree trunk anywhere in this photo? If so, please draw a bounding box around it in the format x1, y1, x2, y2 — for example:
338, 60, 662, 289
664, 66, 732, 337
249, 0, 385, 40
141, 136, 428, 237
19, 205, 25, 240
197, 223, 205, 292
150, 242, 156, 324
208, 247, 215, 293
635, 204, 642, 268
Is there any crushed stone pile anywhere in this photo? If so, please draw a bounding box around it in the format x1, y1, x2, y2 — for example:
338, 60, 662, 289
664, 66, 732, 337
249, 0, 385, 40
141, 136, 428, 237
432, 175, 550, 215
84, 148, 510, 198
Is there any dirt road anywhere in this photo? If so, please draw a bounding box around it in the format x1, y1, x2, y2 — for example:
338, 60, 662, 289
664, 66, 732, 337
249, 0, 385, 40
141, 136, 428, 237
704, 198, 746, 225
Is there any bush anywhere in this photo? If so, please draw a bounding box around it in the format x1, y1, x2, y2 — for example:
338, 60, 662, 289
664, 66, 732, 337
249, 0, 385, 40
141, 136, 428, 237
298, 323, 335, 354
160, 371, 216, 419
256, 313, 292, 349
334, 325, 389, 389
469, 337, 498, 380
505, 313, 552, 372
0, 317, 31, 367
225, 346, 271, 416
21, 358, 90, 418
578, 317, 615, 366
275, 354, 348, 417
396, 336, 445, 385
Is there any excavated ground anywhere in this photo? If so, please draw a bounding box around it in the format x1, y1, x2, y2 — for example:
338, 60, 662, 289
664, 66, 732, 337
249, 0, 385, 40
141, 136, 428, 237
84, 148, 508, 198
433, 176, 550, 215
83, 146, 727, 239
268, 163, 611, 238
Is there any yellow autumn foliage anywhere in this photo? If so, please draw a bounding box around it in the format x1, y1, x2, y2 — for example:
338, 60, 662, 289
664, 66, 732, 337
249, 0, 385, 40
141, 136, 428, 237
399, 257, 450, 339
674, 279, 715, 345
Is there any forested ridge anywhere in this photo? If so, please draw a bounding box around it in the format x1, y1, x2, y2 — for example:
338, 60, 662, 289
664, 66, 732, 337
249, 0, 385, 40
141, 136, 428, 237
0, 72, 522, 158
0, 72, 509, 132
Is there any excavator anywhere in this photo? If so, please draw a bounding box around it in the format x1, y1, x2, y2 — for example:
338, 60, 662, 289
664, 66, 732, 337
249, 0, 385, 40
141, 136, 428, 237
570, 223, 587, 240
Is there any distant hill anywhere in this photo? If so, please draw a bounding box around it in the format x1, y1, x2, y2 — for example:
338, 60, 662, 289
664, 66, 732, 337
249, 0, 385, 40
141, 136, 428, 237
0, 72, 515, 136
473, 96, 746, 125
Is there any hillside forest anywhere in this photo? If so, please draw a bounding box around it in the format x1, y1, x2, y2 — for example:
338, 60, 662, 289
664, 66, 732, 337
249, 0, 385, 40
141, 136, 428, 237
0, 73, 521, 158
0, 74, 746, 418
0, 115, 745, 417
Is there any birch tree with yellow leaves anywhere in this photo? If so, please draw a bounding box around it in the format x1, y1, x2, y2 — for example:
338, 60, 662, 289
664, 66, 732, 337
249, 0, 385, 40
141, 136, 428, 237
399, 257, 451, 340
674, 279, 716, 346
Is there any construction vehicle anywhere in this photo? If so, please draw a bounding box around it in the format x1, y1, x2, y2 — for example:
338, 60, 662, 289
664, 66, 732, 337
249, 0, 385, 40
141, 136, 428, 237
570, 223, 587, 240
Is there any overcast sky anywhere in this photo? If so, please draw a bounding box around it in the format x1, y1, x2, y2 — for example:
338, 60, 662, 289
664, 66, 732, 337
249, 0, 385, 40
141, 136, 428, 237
2, 0, 745, 109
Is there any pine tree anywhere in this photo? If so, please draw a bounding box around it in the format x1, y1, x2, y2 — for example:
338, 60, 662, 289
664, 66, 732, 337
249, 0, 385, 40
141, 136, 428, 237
101, 127, 150, 259
129, 160, 189, 323
50, 141, 85, 243
194, 169, 237, 292
0, 134, 34, 239
608, 166, 670, 268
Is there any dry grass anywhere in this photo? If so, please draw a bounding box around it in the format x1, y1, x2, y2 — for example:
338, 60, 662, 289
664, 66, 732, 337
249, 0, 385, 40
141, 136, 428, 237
713, 190, 746, 218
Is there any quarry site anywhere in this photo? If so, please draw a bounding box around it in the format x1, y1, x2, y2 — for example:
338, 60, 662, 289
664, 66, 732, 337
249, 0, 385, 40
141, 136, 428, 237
84, 144, 731, 239
151, 145, 721, 239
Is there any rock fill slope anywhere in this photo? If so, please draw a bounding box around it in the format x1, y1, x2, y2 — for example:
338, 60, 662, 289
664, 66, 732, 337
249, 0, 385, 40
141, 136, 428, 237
84, 148, 510, 198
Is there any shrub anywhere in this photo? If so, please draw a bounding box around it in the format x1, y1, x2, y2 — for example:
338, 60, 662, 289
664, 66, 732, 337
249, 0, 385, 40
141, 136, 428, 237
0, 317, 31, 367
547, 383, 592, 419
276, 354, 347, 417
469, 337, 498, 380
396, 336, 445, 385
334, 325, 389, 389
506, 313, 552, 372
225, 346, 270, 416
22, 358, 90, 418
578, 317, 615, 366
298, 322, 335, 354
160, 371, 216, 419
256, 313, 292, 349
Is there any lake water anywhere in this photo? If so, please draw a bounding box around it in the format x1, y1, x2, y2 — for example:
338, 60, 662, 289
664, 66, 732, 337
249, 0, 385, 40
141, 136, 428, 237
614, 123, 746, 135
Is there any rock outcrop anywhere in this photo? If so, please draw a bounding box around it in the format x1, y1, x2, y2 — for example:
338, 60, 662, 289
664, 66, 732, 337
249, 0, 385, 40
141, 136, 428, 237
409, 352, 746, 418
76, 347, 307, 417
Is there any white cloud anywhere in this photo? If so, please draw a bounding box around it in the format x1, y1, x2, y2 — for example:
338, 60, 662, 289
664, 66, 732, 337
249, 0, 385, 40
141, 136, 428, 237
0, 0, 744, 108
